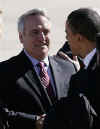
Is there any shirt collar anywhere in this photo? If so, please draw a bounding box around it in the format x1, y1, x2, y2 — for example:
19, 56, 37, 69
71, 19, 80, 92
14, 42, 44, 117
83, 48, 96, 68
24, 49, 49, 67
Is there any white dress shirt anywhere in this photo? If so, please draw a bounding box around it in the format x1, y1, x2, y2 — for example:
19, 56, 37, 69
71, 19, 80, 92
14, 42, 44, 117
83, 48, 96, 69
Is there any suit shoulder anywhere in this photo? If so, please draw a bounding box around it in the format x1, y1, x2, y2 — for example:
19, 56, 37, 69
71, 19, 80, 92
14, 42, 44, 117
49, 55, 75, 68
0, 55, 19, 73
0, 55, 18, 65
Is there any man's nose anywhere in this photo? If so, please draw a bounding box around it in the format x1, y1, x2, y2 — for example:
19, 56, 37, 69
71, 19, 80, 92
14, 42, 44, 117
39, 32, 46, 41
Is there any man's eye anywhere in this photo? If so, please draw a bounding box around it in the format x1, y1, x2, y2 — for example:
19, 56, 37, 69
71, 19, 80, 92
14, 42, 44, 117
32, 30, 39, 35
29, 30, 39, 36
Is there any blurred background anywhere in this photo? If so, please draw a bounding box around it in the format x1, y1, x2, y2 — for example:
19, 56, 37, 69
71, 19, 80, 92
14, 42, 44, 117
0, 0, 100, 61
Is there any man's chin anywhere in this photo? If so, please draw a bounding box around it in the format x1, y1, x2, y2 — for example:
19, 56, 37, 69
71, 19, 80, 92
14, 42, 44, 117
38, 52, 48, 60
41, 46, 49, 52
41, 45, 48, 49
41, 49, 49, 57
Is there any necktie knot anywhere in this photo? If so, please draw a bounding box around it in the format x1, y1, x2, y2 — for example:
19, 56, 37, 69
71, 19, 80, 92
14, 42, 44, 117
39, 62, 45, 68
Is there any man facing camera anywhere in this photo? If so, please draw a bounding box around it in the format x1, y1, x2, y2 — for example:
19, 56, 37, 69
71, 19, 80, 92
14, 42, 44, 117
0, 8, 76, 129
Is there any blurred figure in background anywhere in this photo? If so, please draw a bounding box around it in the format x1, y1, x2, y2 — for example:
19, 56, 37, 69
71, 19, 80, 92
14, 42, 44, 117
0, 9, 3, 37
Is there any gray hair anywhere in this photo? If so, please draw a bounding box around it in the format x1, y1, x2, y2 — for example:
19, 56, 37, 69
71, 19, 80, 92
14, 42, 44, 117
18, 8, 50, 33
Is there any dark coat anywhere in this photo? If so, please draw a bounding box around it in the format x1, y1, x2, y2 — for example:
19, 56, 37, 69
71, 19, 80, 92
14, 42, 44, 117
0, 51, 76, 129
68, 53, 100, 129
43, 94, 96, 129
43, 53, 98, 129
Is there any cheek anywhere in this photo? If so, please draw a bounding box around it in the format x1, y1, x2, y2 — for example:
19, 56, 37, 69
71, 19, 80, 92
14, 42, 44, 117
68, 38, 73, 47
69, 41, 75, 51
46, 37, 50, 44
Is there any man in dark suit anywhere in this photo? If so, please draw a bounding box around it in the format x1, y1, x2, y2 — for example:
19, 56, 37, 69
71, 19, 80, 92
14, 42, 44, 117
57, 8, 100, 71
67, 7, 100, 108
43, 7, 100, 129
67, 33, 100, 129
0, 8, 76, 129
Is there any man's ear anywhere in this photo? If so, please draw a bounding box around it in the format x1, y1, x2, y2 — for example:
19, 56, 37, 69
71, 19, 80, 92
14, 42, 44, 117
19, 32, 24, 43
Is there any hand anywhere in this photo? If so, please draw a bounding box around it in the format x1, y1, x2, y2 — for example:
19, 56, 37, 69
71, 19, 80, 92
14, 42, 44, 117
35, 114, 46, 129
58, 51, 80, 71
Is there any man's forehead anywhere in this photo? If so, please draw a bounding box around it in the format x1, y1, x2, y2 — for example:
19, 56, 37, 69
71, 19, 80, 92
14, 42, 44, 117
25, 17, 51, 32
25, 15, 51, 26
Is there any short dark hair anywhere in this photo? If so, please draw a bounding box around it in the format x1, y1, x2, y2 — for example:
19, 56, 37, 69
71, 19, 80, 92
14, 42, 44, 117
67, 8, 100, 42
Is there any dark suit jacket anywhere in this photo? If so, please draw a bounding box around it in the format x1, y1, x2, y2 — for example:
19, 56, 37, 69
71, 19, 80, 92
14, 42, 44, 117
68, 53, 100, 129
43, 94, 96, 129
0, 50, 76, 129
68, 53, 97, 102
43, 54, 98, 129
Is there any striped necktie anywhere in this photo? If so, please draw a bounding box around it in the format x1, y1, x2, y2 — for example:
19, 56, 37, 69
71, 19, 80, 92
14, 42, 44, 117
38, 62, 56, 104
38, 62, 50, 88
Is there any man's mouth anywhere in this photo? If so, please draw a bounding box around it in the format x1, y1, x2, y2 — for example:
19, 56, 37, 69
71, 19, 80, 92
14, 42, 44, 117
40, 45, 48, 48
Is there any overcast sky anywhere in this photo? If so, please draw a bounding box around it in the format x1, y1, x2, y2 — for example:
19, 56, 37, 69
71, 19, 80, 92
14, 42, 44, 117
0, 0, 100, 61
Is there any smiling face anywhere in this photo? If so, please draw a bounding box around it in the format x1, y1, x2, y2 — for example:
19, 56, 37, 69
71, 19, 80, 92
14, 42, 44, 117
19, 14, 51, 60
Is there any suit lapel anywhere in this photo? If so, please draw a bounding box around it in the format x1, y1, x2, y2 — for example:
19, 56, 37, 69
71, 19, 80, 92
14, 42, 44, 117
25, 70, 42, 96
16, 51, 43, 97
25, 69, 53, 106
16, 72, 45, 113
49, 56, 68, 99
